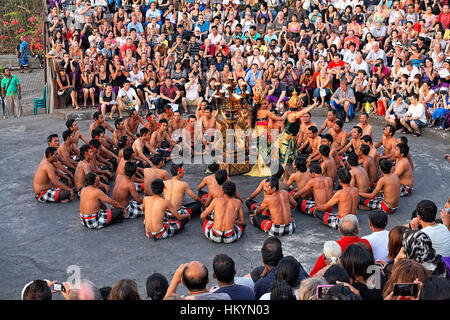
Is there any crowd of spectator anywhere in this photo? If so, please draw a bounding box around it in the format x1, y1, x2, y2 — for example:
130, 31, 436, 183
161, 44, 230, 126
22, 198, 450, 300
29, 0, 450, 302
44, 0, 450, 134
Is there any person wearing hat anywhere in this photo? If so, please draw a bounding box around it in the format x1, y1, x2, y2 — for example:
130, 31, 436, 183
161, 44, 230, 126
362, 210, 390, 264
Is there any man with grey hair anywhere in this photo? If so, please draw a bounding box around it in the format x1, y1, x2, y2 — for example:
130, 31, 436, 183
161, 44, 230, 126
309, 215, 373, 277
61, 279, 102, 300
365, 41, 387, 68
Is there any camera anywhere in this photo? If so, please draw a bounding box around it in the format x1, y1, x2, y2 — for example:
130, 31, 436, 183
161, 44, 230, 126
393, 283, 418, 297
52, 282, 66, 293
316, 285, 334, 300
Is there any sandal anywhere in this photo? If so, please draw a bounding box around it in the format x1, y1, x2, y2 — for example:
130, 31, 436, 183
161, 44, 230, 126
413, 131, 421, 137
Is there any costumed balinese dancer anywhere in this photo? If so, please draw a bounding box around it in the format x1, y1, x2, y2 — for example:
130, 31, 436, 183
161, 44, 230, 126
247, 98, 285, 177
274, 91, 318, 179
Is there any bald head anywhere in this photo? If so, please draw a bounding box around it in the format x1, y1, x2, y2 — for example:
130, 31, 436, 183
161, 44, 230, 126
182, 261, 209, 292
68, 279, 101, 300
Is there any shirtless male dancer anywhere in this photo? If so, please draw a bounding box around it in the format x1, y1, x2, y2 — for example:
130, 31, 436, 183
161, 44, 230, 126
200, 106, 218, 149
168, 110, 187, 143
319, 145, 338, 184
143, 112, 159, 136
58, 130, 78, 171
245, 165, 288, 215
347, 152, 370, 193
124, 109, 145, 138
143, 154, 170, 195
112, 161, 145, 219
89, 111, 115, 136
143, 179, 191, 240
313, 168, 359, 230
318, 109, 337, 136
46, 134, 74, 182
132, 127, 153, 167
89, 139, 114, 183
348, 113, 373, 141
359, 159, 400, 214
91, 126, 119, 170
396, 136, 414, 169
75, 144, 109, 197
164, 164, 202, 218
375, 124, 396, 161
79, 173, 125, 229
249, 177, 297, 237
66, 119, 89, 156
321, 134, 343, 168
329, 120, 348, 153
296, 112, 317, 153
197, 162, 220, 197
149, 118, 177, 161
360, 135, 380, 168
198, 169, 242, 207
181, 114, 196, 154
301, 126, 321, 161
113, 118, 134, 148
33, 147, 75, 203
118, 146, 144, 192
393, 142, 414, 197
292, 163, 334, 217
201, 180, 246, 243
338, 126, 363, 160
285, 157, 312, 198
358, 144, 378, 187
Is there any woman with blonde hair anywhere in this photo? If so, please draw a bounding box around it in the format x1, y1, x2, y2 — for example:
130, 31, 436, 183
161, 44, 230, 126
297, 277, 328, 300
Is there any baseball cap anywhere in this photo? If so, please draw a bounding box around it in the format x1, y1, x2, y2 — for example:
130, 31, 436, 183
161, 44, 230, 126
394, 42, 402, 47
368, 211, 388, 229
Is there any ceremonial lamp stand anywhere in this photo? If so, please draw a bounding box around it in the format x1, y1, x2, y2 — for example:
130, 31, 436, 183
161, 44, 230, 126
213, 76, 251, 176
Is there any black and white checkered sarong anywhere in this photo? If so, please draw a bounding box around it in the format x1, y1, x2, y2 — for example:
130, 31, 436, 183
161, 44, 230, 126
202, 219, 244, 243
80, 209, 111, 229
126, 199, 144, 219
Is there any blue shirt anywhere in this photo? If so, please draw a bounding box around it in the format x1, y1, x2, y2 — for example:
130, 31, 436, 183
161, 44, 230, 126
19, 41, 28, 63
244, 69, 262, 87
194, 21, 210, 34
127, 21, 144, 34
215, 284, 255, 300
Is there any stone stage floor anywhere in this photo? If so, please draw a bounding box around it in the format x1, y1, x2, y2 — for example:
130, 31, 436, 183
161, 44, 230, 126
0, 114, 449, 299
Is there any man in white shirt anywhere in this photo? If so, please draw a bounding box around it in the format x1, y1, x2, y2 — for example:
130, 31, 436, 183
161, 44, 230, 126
342, 42, 357, 64
410, 200, 450, 257
117, 80, 141, 118
128, 64, 145, 103
400, 93, 426, 136
350, 52, 369, 76
388, 1, 405, 25
399, 60, 419, 82
363, 211, 389, 263
182, 74, 203, 112
145, 2, 161, 23
207, 25, 222, 46
365, 42, 387, 68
